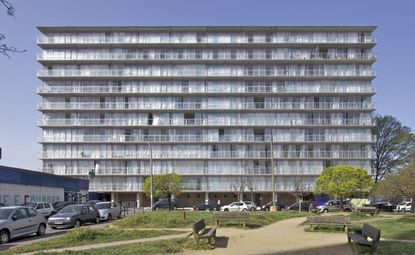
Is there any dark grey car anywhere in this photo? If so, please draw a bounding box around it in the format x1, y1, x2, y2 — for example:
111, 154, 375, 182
0, 206, 47, 244
47, 205, 100, 229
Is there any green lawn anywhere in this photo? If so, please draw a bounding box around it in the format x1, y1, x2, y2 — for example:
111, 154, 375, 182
2, 228, 183, 255
29, 238, 211, 255
360, 216, 415, 240
358, 241, 415, 255
113, 210, 310, 229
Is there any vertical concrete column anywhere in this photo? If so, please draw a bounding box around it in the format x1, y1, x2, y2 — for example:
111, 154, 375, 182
205, 192, 209, 203
111, 193, 116, 203
136, 192, 142, 208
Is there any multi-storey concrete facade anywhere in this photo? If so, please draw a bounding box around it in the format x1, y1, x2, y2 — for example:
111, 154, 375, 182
37, 26, 376, 206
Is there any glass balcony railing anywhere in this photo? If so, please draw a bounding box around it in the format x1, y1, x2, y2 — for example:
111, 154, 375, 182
37, 84, 376, 94
37, 68, 376, 78
37, 101, 375, 111
39, 150, 372, 159
37, 52, 376, 61
37, 34, 376, 45
38, 118, 374, 127
38, 134, 375, 143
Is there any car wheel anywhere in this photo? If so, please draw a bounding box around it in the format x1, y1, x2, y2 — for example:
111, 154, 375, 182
117, 212, 122, 219
224, 208, 229, 212
242, 208, 247, 212
108, 214, 112, 220
75, 219, 81, 228
0, 230, 10, 244
323, 209, 329, 213
95, 217, 100, 224
37, 224, 46, 236
344, 209, 351, 212
194, 207, 199, 211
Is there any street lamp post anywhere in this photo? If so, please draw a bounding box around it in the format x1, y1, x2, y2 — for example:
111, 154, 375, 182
144, 139, 153, 211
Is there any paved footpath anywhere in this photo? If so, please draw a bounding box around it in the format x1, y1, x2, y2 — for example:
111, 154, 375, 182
189, 217, 352, 255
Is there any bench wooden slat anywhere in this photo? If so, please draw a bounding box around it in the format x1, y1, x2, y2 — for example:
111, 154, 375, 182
193, 219, 217, 245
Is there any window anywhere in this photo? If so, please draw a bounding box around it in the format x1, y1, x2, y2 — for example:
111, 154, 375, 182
13, 208, 29, 220
247, 33, 254, 43
36, 203, 44, 209
212, 50, 219, 59
265, 33, 272, 43
27, 208, 37, 217
195, 50, 202, 59
44, 203, 51, 208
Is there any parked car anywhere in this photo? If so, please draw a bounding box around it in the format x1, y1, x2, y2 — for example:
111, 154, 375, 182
85, 200, 101, 206
23, 202, 54, 218
47, 204, 100, 229
286, 201, 314, 211
153, 199, 179, 210
316, 200, 354, 213
94, 202, 122, 220
261, 200, 286, 211
370, 201, 396, 212
0, 203, 5, 208
0, 206, 47, 244
396, 201, 412, 212
193, 202, 221, 211
220, 201, 249, 212
243, 201, 258, 211
52, 201, 76, 214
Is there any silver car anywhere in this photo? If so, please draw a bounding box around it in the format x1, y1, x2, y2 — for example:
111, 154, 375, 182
94, 202, 121, 221
0, 206, 47, 244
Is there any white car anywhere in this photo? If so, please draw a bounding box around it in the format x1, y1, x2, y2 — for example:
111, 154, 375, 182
24, 202, 54, 218
396, 202, 412, 212
220, 201, 249, 212
94, 202, 122, 220
243, 201, 258, 211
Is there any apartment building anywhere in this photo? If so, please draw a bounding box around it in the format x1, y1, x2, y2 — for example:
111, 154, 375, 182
37, 26, 376, 206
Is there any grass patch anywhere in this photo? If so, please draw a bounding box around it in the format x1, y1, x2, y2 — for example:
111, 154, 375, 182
349, 211, 371, 221
2, 228, 183, 255
360, 216, 415, 240
355, 241, 415, 255
30, 238, 213, 255
114, 210, 310, 229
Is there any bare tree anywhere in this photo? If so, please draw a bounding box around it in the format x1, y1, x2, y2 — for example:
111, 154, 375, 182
372, 115, 415, 182
1, 0, 26, 58
293, 176, 309, 211
230, 177, 246, 210
243, 176, 255, 203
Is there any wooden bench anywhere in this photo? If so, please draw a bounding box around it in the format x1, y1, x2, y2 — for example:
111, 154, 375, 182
347, 223, 381, 255
192, 219, 217, 245
213, 212, 249, 227
356, 207, 378, 217
306, 215, 351, 233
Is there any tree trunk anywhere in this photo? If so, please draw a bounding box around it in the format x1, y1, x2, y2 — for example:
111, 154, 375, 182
168, 193, 172, 211
340, 197, 344, 211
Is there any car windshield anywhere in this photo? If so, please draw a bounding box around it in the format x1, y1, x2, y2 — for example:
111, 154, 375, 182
0, 208, 14, 220
95, 203, 110, 209
60, 205, 81, 213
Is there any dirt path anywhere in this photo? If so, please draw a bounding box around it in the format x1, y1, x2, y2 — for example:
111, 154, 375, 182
189, 217, 352, 255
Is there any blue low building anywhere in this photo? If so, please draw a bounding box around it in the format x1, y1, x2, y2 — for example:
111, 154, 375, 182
0, 165, 89, 206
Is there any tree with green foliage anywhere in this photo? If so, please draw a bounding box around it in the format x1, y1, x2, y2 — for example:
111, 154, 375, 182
372, 115, 415, 182
314, 165, 374, 209
144, 173, 182, 210
376, 154, 415, 212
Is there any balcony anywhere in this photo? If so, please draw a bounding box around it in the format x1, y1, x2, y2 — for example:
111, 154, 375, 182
37, 34, 376, 45
36, 68, 376, 79
37, 118, 374, 127
39, 150, 372, 160
37, 52, 376, 62
37, 84, 376, 95
38, 134, 375, 144
37, 101, 375, 112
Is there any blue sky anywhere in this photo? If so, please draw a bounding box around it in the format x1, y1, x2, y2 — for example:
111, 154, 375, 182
0, 0, 414, 170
